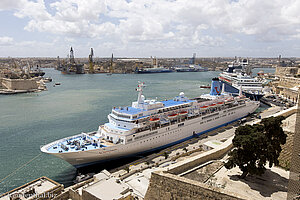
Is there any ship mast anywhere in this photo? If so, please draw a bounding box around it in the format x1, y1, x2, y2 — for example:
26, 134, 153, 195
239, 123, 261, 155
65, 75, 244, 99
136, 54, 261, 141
136, 82, 145, 106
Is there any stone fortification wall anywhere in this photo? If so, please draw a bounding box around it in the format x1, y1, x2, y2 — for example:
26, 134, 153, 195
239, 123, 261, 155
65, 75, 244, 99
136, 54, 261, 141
275, 66, 299, 76
272, 76, 300, 101
144, 171, 244, 200
287, 93, 300, 199
1, 77, 38, 90
278, 76, 300, 88
167, 137, 233, 175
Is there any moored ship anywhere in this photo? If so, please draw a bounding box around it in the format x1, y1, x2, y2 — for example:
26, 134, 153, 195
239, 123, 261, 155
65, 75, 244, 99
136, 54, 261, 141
219, 58, 264, 100
41, 79, 259, 167
135, 67, 173, 73
175, 64, 208, 72
59, 47, 85, 74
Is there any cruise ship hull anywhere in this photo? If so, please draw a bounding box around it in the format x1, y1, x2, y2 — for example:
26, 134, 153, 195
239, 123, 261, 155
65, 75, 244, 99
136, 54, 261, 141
176, 68, 208, 72
42, 101, 259, 167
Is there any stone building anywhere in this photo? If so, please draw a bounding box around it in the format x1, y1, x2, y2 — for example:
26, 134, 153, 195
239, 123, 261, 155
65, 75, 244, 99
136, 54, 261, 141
272, 66, 300, 103
275, 66, 300, 77
0, 177, 63, 200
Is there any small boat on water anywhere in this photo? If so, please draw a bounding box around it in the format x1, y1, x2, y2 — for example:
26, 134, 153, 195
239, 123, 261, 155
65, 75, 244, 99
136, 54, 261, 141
43, 77, 52, 83
200, 84, 210, 88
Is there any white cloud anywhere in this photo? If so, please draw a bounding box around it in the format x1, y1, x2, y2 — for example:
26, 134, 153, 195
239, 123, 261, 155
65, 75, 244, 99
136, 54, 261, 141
12, 1, 300, 40
0, 0, 25, 11
2, 0, 300, 56
0, 36, 14, 46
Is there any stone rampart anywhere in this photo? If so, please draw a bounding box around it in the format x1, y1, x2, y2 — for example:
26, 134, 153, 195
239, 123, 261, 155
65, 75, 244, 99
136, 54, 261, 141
144, 171, 244, 200
1, 77, 38, 90
275, 66, 299, 77
167, 137, 233, 175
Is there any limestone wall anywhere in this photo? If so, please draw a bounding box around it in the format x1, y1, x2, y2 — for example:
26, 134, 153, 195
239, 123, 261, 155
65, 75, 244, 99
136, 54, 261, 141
144, 171, 244, 200
287, 93, 300, 199
278, 76, 300, 88
52, 191, 70, 200
272, 76, 300, 102
167, 137, 233, 175
82, 190, 100, 200
1, 77, 38, 90
275, 66, 299, 76
69, 189, 82, 200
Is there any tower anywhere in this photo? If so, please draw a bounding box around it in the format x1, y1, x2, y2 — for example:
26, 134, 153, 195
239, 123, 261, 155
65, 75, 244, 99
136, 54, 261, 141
279, 55, 281, 64
191, 53, 196, 65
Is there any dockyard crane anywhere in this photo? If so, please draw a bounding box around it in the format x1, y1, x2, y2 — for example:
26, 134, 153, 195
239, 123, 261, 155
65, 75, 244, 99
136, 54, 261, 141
109, 53, 114, 74
89, 48, 94, 74
69, 47, 75, 64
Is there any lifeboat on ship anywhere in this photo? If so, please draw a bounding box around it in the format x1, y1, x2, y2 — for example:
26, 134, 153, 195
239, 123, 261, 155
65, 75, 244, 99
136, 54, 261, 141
168, 113, 178, 119
149, 117, 160, 122
179, 111, 188, 115
225, 97, 234, 104
209, 104, 216, 107
217, 102, 224, 105
200, 105, 208, 109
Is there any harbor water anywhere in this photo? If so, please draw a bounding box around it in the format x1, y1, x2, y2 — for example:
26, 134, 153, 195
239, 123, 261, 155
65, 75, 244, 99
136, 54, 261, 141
0, 68, 274, 194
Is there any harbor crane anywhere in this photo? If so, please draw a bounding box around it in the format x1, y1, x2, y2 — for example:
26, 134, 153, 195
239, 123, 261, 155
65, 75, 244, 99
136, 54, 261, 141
89, 48, 94, 73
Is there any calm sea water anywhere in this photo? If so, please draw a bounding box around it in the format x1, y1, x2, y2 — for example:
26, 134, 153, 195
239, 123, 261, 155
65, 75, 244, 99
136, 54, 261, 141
0, 67, 274, 193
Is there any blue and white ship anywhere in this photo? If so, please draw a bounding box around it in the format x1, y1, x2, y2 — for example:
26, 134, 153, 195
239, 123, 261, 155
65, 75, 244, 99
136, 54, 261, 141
219, 59, 264, 100
41, 80, 259, 167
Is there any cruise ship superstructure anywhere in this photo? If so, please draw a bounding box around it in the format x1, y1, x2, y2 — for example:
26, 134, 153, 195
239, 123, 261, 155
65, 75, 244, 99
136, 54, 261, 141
219, 59, 264, 100
41, 79, 260, 167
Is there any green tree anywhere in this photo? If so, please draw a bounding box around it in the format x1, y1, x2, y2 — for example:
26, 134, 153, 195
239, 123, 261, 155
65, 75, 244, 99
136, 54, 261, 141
224, 116, 286, 179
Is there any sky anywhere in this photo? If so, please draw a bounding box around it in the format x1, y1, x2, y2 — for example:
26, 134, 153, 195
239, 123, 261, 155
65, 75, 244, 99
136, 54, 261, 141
0, 0, 300, 58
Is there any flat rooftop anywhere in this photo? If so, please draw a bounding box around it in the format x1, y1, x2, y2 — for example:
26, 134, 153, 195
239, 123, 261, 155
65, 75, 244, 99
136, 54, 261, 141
0, 177, 62, 200
83, 176, 131, 200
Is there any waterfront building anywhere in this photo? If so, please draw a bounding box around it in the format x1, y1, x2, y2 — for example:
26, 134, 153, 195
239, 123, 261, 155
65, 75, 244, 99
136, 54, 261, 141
0, 177, 63, 200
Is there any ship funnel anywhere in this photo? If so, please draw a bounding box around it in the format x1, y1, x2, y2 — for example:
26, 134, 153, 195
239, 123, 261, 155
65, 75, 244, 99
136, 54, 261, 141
210, 78, 221, 96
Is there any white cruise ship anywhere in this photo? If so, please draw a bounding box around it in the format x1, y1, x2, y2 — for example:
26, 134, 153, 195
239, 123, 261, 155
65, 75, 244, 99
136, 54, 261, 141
41, 79, 259, 167
219, 59, 265, 100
